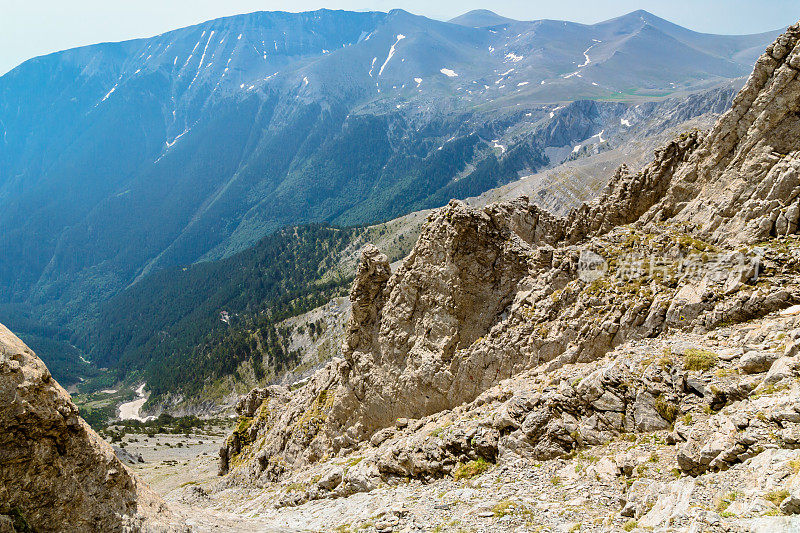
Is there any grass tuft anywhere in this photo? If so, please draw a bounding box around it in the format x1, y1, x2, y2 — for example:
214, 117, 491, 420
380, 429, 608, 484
683, 349, 718, 371
655, 395, 678, 423
765, 489, 789, 506
453, 458, 491, 481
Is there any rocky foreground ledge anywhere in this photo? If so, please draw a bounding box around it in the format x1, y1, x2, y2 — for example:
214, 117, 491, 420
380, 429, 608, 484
0, 323, 187, 533
193, 306, 800, 532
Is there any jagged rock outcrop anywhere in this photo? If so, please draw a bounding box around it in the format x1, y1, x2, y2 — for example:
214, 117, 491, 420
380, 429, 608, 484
344, 244, 392, 356
339, 199, 553, 438
220, 23, 800, 493
565, 132, 702, 242
0, 324, 186, 533
219, 385, 290, 476
642, 23, 800, 243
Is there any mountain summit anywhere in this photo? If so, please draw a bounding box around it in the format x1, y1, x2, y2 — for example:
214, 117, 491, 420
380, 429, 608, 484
448, 9, 517, 27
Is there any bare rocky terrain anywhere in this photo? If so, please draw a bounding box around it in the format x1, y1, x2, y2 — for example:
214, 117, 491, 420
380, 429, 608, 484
121, 306, 800, 532
145, 83, 741, 422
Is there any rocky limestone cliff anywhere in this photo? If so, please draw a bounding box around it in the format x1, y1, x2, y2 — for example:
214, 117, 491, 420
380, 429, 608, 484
641, 23, 800, 243
0, 323, 186, 533
219, 23, 800, 503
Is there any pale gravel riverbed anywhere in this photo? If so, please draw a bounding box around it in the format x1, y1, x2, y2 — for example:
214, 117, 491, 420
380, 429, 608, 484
118, 383, 155, 422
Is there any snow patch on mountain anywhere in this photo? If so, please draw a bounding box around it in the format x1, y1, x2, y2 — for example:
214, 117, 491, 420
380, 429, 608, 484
578, 41, 601, 68
490, 139, 506, 154
101, 84, 118, 102
379, 34, 405, 76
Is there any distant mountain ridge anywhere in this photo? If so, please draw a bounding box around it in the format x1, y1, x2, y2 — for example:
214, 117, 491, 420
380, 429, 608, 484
0, 8, 784, 382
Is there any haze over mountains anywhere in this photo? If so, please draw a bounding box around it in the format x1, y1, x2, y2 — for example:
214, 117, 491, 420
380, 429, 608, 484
0, 7, 783, 389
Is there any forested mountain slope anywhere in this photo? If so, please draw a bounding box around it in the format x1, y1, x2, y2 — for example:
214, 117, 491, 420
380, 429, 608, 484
0, 10, 778, 325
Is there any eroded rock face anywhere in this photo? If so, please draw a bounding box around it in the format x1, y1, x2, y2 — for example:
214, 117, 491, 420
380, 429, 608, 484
344, 243, 391, 356
221, 23, 800, 490
0, 324, 185, 533
642, 23, 800, 244
340, 199, 543, 438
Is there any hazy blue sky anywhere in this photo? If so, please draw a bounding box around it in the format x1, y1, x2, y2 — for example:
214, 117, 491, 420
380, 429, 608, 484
2, 0, 799, 75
